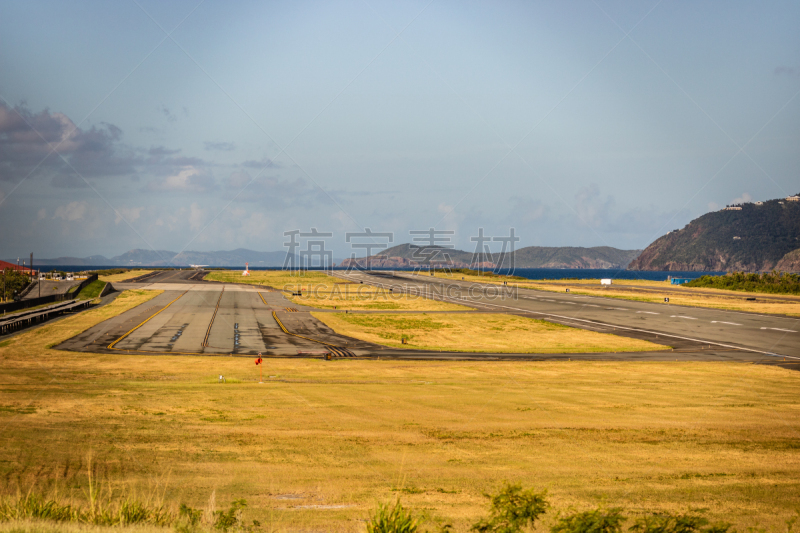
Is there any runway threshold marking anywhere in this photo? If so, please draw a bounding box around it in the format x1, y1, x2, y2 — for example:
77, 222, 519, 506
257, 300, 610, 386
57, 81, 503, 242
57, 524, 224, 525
108, 291, 188, 350
262, 293, 355, 358
202, 286, 225, 347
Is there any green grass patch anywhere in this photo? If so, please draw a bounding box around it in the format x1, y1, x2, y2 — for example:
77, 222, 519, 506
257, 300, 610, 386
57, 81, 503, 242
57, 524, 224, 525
687, 271, 800, 294
77, 280, 106, 300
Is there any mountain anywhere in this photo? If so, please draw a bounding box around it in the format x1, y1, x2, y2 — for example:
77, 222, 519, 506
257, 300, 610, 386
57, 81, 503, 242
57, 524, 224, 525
26, 255, 111, 266
339, 243, 641, 269
16, 249, 300, 267
628, 195, 800, 272
512, 246, 641, 269
775, 248, 800, 272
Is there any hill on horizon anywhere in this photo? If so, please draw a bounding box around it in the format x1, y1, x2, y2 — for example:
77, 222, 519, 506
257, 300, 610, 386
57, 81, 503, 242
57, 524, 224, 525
18, 249, 300, 267
21, 244, 642, 269
363, 243, 641, 269
628, 194, 800, 272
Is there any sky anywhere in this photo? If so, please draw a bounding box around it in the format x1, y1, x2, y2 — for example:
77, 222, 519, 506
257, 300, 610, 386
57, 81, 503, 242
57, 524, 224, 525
1, 0, 798, 260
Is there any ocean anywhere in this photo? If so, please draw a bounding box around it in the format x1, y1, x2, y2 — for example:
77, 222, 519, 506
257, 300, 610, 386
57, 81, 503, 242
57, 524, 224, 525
39, 265, 724, 282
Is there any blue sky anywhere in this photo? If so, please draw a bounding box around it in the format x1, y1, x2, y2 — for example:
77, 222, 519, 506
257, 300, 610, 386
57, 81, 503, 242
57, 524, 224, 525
1, 0, 798, 259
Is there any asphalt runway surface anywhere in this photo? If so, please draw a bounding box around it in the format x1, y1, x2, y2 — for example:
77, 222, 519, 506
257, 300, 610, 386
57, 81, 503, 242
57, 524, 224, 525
57, 269, 800, 369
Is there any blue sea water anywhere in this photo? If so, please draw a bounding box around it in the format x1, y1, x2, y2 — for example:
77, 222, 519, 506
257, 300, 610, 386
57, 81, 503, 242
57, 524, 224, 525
42, 265, 724, 282
491, 268, 725, 282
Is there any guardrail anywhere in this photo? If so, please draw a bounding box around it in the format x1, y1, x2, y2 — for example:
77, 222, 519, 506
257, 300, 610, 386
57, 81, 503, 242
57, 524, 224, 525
0, 299, 93, 336
0, 274, 98, 314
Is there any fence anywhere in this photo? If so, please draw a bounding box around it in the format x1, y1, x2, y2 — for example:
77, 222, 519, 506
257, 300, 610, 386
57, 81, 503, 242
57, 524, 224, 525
0, 274, 99, 314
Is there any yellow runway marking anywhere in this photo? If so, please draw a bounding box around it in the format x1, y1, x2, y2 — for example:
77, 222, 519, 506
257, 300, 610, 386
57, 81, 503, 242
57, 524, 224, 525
202, 287, 225, 347
108, 291, 188, 350
261, 291, 355, 357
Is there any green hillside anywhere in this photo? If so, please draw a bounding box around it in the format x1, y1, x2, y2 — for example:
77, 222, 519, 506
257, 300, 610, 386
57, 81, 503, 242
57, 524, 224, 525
375, 243, 641, 269
628, 196, 800, 271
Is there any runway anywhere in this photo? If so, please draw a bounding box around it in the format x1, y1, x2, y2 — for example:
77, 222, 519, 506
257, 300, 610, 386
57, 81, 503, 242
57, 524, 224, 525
56, 269, 800, 368
332, 270, 800, 363
59, 270, 376, 357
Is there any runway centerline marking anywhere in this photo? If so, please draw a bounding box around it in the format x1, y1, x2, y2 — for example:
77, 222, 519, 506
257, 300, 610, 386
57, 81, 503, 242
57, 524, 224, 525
712, 321, 742, 326
637, 311, 660, 315
671, 315, 697, 320
760, 327, 797, 333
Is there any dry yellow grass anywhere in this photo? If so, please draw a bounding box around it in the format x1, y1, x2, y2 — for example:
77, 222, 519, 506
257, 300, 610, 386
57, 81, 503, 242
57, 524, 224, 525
290, 285, 472, 311
1, 292, 799, 532
205, 269, 347, 291
0, 521, 171, 533
98, 270, 156, 283
312, 312, 668, 353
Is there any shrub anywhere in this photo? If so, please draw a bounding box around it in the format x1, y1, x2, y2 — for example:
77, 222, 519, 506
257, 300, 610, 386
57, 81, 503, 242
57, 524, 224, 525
551, 508, 626, 533
367, 500, 418, 533
471, 483, 549, 533
629, 512, 732, 533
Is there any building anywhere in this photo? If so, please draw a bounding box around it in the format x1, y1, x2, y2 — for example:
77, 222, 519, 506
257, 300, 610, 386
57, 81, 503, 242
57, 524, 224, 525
724, 206, 742, 211
0, 260, 37, 275
755, 201, 763, 206
670, 278, 692, 285
786, 196, 799, 202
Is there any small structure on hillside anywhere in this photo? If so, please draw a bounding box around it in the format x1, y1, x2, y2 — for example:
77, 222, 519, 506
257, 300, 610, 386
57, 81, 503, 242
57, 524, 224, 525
786, 195, 799, 202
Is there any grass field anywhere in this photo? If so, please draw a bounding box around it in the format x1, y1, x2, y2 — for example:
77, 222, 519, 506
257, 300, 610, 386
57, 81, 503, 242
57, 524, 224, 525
290, 285, 472, 311
313, 312, 668, 353
1, 292, 799, 532
98, 270, 155, 283
205, 270, 346, 292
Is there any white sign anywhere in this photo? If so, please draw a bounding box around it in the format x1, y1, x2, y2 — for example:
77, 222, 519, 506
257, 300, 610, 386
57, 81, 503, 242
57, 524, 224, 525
600, 279, 612, 285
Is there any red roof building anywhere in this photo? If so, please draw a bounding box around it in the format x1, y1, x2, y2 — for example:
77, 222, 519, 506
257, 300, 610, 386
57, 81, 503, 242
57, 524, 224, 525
0, 260, 37, 275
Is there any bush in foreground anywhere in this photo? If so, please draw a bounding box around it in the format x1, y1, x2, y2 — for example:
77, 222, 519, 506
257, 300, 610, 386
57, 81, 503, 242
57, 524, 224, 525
366, 484, 757, 533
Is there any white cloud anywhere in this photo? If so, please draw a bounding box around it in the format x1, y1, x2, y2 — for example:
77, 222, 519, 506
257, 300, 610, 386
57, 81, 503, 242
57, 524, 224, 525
731, 192, 752, 205
37, 208, 47, 220
148, 166, 215, 192
189, 202, 204, 231
53, 201, 88, 221
115, 206, 144, 225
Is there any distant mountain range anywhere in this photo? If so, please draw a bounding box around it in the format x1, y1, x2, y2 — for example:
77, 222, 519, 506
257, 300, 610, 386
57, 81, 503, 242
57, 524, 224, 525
628, 194, 800, 271
21, 249, 300, 267
22, 244, 642, 269
340, 243, 641, 269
